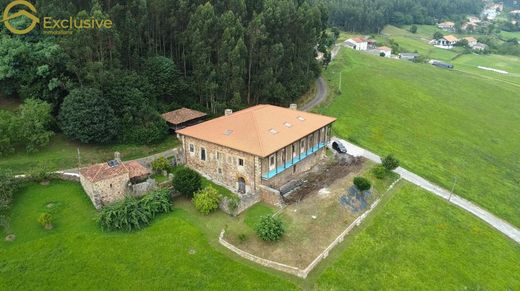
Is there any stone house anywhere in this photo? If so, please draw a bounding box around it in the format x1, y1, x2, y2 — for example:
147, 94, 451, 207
79, 154, 151, 209
176, 104, 335, 211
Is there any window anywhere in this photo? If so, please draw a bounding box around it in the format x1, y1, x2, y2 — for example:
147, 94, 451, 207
292, 144, 297, 158
217, 151, 223, 161
200, 147, 206, 161
217, 168, 223, 175
269, 155, 275, 171
300, 140, 305, 153
189, 144, 194, 153
238, 158, 244, 167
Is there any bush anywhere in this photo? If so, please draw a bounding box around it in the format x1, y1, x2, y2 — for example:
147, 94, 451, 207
193, 186, 221, 214
172, 167, 201, 197
255, 215, 285, 241
38, 212, 53, 229
371, 165, 387, 179
151, 157, 171, 173
409, 25, 418, 33
382, 154, 400, 171
98, 189, 172, 231
353, 176, 371, 191
0, 170, 18, 211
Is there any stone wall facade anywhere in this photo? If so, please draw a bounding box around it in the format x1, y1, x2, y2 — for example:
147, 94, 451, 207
181, 136, 260, 195
80, 173, 129, 209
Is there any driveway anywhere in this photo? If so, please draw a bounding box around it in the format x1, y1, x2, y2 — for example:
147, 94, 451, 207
332, 137, 520, 244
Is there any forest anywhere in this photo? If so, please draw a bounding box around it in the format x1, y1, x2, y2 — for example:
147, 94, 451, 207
0, 0, 330, 151
325, 0, 484, 33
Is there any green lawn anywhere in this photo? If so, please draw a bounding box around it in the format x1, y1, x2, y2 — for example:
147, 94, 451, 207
0, 181, 297, 290
314, 183, 520, 290
318, 49, 520, 227
0, 134, 179, 174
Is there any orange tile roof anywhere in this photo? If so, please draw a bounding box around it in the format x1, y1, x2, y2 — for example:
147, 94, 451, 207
351, 37, 367, 43
177, 105, 336, 157
443, 35, 458, 42
161, 108, 207, 125
378, 46, 392, 52
80, 161, 150, 183
464, 36, 477, 43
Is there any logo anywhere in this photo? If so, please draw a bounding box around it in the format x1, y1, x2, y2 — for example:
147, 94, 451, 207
1, 0, 112, 35
1, 0, 39, 35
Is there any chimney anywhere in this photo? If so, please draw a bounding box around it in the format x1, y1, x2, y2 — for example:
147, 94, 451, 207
289, 103, 298, 110
114, 151, 121, 162
224, 109, 233, 116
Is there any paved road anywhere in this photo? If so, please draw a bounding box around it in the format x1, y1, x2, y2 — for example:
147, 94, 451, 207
333, 137, 520, 244
302, 44, 342, 112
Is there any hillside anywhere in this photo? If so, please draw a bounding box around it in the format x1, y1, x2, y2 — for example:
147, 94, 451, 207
318, 48, 520, 227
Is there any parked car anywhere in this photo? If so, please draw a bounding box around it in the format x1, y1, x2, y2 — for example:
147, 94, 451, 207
332, 141, 347, 154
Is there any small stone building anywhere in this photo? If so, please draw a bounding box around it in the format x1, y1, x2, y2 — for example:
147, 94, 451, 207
176, 104, 335, 211
79, 156, 151, 209
161, 107, 207, 132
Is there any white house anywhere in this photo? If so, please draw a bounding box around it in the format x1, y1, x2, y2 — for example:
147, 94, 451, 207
435, 35, 459, 48
463, 36, 478, 47
377, 46, 392, 57
437, 21, 455, 31
344, 37, 368, 51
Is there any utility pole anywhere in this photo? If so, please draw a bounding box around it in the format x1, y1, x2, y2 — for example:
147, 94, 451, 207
448, 176, 457, 202
77, 147, 81, 168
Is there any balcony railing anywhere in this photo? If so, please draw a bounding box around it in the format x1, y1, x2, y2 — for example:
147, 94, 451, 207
262, 142, 326, 180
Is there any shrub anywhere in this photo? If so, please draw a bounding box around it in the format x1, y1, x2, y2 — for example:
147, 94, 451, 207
193, 186, 221, 214
151, 157, 171, 173
409, 25, 418, 33
172, 167, 201, 197
255, 215, 285, 241
382, 154, 400, 171
98, 189, 172, 231
353, 176, 371, 191
38, 212, 53, 229
0, 170, 18, 211
238, 233, 247, 242
371, 165, 387, 179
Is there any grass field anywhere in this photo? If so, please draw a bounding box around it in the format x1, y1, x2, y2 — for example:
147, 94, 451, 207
0, 181, 298, 290
3, 180, 519, 290
318, 49, 520, 227
314, 183, 520, 290
0, 134, 179, 174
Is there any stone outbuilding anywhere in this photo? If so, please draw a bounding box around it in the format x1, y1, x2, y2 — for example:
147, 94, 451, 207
79, 154, 151, 209
176, 104, 335, 212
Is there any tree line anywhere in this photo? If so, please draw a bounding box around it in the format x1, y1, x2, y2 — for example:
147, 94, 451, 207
0, 0, 328, 149
324, 0, 483, 33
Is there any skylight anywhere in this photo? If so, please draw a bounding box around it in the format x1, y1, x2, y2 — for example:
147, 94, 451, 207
283, 122, 293, 128
297, 116, 305, 121
269, 128, 278, 135
224, 129, 233, 136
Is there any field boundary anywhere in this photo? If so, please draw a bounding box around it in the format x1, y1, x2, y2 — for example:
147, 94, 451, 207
218, 178, 401, 278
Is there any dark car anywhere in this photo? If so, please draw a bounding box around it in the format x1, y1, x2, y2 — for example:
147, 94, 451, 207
332, 141, 347, 154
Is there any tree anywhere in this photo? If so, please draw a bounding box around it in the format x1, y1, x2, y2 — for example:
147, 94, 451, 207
433, 31, 444, 40
255, 215, 285, 241
371, 165, 387, 179
353, 177, 371, 191
172, 167, 202, 197
382, 154, 400, 170
59, 87, 118, 144
193, 186, 221, 214
12, 99, 54, 153
410, 25, 418, 33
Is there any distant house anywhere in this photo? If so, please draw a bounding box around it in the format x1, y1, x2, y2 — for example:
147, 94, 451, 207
377, 46, 392, 57
473, 43, 488, 51
79, 154, 151, 209
510, 10, 520, 15
399, 53, 419, 61
437, 21, 455, 31
162, 107, 207, 132
344, 37, 368, 51
435, 35, 459, 47
463, 37, 478, 47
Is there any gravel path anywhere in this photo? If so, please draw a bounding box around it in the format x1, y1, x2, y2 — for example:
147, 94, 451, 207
333, 137, 520, 244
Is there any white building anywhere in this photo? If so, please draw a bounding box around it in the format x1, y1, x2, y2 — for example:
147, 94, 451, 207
344, 37, 368, 51
377, 46, 392, 57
